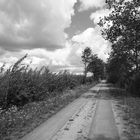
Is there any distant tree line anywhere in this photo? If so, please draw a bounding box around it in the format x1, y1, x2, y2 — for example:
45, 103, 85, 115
99, 0, 140, 96
81, 47, 105, 82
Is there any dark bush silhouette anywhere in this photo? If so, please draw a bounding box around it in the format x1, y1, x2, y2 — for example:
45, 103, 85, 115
129, 72, 140, 96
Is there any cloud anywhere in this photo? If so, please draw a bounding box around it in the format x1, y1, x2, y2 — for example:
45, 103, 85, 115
0, 40, 85, 74
0, 41, 72, 72
90, 9, 111, 25
72, 27, 111, 61
78, 0, 106, 11
0, 0, 77, 51
0, 0, 111, 74
0, 27, 110, 73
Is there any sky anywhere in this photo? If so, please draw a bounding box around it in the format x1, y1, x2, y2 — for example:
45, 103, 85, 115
0, 0, 111, 74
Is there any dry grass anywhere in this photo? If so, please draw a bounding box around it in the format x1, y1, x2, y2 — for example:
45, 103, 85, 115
119, 97, 140, 138
110, 87, 140, 139
0, 83, 95, 140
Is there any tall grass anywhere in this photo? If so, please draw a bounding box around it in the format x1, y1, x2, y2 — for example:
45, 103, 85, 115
0, 55, 92, 109
0, 55, 96, 139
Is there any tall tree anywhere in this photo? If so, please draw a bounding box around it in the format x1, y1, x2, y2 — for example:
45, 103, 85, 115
106, 50, 132, 87
81, 47, 92, 80
87, 55, 104, 80
97, 0, 140, 95
99, 0, 140, 72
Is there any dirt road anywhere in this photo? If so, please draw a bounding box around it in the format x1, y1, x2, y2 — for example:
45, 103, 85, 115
21, 82, 120, 140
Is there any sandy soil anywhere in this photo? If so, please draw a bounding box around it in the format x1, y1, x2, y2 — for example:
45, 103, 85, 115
51, 99, 97, 140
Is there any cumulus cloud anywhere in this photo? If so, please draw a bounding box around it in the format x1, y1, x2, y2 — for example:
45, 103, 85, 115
0, 42, 72, 71
0, 0, 111, 74
0, 41, 85, 74
0, 0, 77, 51
0, 26, 110, 73
90, 9, 111, 25
72, 27, 111, 61
78, 0, 106, 11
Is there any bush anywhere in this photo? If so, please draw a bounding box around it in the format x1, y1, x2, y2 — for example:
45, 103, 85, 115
0, 55, 86, 108
107, 72, 119, 84
129, 72, 140, 96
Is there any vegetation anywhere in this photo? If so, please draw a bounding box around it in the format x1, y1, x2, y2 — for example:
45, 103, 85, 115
87, 54, 105, 80
99, 0, 140, 96
0, 84, 94, 140
0, 55, 89, 109
0, 54, 96, 139
99, 1, 140, 137
109, 87, 140, 139
81, 47, 105, 81
81, 47, 92, 81
120, 97, 140, 138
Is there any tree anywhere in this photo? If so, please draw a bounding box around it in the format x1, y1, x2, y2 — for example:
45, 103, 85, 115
106, 50, 132, 86
99, 0, 140, 93
99, 0, 140, 72
81, 47, 92, 81
87, 55, 104, 80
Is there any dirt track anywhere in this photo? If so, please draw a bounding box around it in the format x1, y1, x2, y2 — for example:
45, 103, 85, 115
21, 82, 120, 140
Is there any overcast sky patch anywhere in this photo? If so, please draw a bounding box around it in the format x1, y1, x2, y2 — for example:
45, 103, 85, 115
0, 0, 110, 74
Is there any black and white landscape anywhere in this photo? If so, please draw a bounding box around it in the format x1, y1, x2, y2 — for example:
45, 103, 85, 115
0, 0, 140, 140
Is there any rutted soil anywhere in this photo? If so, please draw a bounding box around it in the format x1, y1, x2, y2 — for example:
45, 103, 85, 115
51, 99, 97, 140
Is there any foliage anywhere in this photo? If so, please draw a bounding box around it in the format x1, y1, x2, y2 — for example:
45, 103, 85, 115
117, 97, 140, 138
100, 0, 140, 69
99, 0, 140, 95
81, 47, 92, 80
0, 55, 87, 108
87, 54, 105, 80
106, 50, 132, 87
0, 84, 95, 140
81, 47, 105, 81
128, 72, 140, 96
0, 54, 96, 139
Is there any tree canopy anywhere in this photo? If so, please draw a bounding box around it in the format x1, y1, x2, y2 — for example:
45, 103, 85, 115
81, 47, 104, 81
81, 47, 92, 79
99, 0, 140, 72
87, 54, 104, 80
99, 0, 140, 94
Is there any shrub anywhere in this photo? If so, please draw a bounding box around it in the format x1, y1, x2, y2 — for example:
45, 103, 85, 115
0, 55, 86, 108
129, 72, 140, 96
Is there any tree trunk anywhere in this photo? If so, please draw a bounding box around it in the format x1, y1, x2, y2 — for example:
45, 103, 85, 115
84, 63, 87, 83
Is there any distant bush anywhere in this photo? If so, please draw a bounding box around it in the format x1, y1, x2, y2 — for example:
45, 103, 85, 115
0, 55, 90, 108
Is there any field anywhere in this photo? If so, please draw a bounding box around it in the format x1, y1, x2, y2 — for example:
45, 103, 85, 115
0, 55, 95, 140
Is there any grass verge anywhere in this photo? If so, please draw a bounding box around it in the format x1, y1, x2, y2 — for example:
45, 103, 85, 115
110, 87, 140, 140
0, 83, 96, 140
